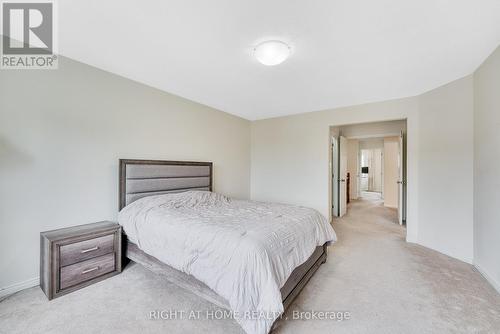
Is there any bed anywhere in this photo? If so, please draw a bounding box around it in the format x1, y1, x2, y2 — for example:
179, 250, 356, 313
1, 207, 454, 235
118, 159, 336, 334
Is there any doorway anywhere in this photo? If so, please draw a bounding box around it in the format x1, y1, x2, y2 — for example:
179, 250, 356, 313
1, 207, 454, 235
331, 120, 407, 227
360, 145, 383, 200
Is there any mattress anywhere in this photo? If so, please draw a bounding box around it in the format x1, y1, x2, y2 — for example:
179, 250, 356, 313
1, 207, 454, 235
118, 190, 336, 334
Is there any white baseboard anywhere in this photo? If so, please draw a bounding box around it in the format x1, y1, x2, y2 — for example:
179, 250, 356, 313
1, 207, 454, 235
474, 263, 500, 294
0, 277, 39, 300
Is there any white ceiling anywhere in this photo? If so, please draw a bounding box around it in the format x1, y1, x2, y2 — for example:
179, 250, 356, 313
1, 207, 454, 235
59, 0, 500, 120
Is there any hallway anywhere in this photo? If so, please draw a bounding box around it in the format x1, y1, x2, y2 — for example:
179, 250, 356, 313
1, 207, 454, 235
357, 191, 398, 224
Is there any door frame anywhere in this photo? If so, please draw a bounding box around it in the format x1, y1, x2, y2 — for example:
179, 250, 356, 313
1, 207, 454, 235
398, 130, 408, 225
329, 121, 408, 229
338, 135, 348, 217
331, 136, 339, 217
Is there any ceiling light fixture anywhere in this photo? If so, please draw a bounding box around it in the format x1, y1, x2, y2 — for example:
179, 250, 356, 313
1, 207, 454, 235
254, 40, 291, 66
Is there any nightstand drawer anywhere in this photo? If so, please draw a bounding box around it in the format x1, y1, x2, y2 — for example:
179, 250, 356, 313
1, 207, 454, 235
60, 234, 114, 266
60, 253, 115, 290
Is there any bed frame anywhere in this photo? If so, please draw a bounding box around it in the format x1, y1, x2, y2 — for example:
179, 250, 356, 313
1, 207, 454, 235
119, 159, 328, 312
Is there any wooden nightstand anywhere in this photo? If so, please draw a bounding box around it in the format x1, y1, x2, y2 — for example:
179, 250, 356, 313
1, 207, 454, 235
40, 221, 122, 300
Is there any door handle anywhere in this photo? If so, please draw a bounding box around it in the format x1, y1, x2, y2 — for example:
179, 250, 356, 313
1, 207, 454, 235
397, 181, 403, 184
340, 179, 346, 182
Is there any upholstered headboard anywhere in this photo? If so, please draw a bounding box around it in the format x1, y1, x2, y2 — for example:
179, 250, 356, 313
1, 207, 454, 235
119, 159, 213, 210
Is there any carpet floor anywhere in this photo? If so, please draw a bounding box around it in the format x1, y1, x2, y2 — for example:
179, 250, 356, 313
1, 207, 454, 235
1, 197, 499, 334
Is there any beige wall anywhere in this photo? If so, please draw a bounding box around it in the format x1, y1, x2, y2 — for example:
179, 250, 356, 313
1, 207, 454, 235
417, 76, 474, 263
473, 46, 500, 292
359, 138, 384, 150
0, 57, 251, 289
251, 75, 475, 263
383, 137, 399, 208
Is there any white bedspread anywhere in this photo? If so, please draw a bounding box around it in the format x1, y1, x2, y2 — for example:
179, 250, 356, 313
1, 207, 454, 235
118, 191, 336, 334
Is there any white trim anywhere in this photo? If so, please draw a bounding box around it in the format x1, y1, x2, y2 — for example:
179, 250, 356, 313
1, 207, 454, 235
345, 133, 401, 140
0, 277, 39, 300
474, 262, 500, 294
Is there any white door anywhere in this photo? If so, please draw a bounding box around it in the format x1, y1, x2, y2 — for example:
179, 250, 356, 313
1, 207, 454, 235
339, 136, 348, 217
397, 131, 405, 225
332, 137, 339, 217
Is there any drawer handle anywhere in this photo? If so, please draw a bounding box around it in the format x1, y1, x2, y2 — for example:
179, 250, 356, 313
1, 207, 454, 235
81, 246, 99, 254
82, 266, 100, 274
